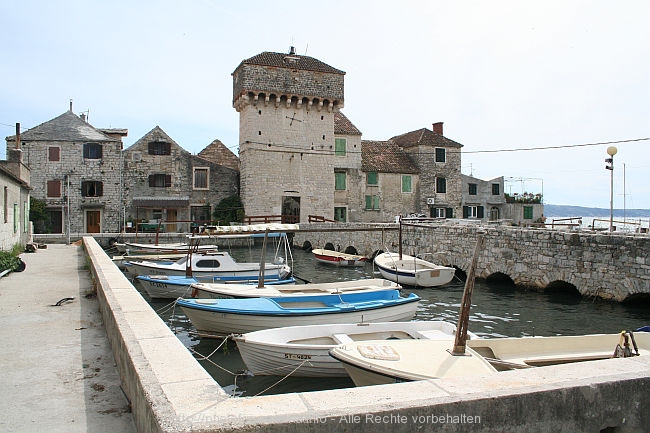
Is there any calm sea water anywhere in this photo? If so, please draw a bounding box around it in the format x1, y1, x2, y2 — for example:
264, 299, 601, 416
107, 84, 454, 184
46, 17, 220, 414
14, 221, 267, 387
136, 244, 650, 397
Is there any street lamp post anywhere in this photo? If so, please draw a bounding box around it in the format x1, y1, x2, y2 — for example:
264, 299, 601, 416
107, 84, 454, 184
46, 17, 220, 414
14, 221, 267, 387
605, 146, 617, 232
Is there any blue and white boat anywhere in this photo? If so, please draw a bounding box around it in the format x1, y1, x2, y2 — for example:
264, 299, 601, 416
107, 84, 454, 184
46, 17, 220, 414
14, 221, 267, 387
176, 289, 420, 336
136, 274, 296, 299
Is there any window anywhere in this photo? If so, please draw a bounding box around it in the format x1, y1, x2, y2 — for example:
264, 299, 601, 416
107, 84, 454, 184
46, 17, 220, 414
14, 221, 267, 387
335, 138, 346, 156
468, 183, 477, 195
48, 146, 60, 162
492, 183, 500, 195
335, 171, 346, 190
83, 143, 102, 159
148, 141, 171, 155
3, 186, 7, 223
193, 168, 209, 190
436, 177, 446, 193
366, 171, 378, 185
523, 206, 533, 219
196, 259, 221, 268
402, 175, 412, 193
334, 207, 347, 222
13, 203, 17, 233
365, 195, 380, 210
23, 200, 28, 233
81, 181, 103, 197
148, 174, 172, 188
47, 180, 62, 198
463, 206, 484, 219
433, 207, 446, 218
435, 148, 446, 163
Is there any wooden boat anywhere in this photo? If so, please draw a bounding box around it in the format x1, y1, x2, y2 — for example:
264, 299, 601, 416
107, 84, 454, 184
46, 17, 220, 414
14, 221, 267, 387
112, 253, 185, 270
234, 320, 476, 377
176, 289, 420, 337
135, 274, 296, 299
311, 248, 368, 267
115, 241, 219, 255
373, 251, 455, 287
190, 278, 399, 299
329, 331, 650, 387
123, 250, 291, 280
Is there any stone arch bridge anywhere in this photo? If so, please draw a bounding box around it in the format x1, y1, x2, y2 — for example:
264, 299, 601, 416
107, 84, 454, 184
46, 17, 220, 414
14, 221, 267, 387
293, 222, 650, 302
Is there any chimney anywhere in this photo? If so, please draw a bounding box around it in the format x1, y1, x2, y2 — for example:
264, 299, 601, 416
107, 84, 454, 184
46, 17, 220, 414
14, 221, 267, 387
15, 123, 20, 149
432, 122, 444, 135
289, 46, 296, 55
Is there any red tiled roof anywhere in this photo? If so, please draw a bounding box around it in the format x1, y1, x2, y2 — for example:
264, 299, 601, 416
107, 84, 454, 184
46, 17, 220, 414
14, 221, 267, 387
362, 140, 419, 174
334, 112, 362, 135
391, 128, 463, 149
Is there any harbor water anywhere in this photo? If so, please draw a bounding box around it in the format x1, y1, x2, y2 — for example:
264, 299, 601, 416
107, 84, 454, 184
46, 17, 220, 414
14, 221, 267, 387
132, 243, 650, 397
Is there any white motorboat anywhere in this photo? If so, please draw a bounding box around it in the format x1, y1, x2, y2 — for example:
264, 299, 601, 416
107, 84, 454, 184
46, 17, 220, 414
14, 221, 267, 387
234, 320, 476, 377
190, 278, 399, 299
176, 289, 420, 337
373, 251, 455, 287
123, 250, 291, 280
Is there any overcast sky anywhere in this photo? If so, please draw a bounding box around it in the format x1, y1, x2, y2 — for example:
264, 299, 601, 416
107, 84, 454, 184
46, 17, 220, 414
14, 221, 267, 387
1, 1, 648, 209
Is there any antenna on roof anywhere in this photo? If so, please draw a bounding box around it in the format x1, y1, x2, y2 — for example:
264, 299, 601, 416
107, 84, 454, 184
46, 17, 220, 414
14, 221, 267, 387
304, 43, 309, 55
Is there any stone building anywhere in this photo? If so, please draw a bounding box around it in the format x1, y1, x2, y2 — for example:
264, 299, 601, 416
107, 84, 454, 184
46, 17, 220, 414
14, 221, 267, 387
0, 140, 31, 249
460, 174, 506, 221
232, 48, 346, 222
5, 110, 127, 233
122, 126, 239, 232
233, 49, 477, 223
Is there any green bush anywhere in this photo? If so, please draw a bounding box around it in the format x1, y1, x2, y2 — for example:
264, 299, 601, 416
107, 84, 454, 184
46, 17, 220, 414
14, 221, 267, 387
0, 250, 20, 272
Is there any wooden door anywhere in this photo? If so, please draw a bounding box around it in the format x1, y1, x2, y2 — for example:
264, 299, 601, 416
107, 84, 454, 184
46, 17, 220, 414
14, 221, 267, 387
86, 210, 101, 233
167, 209, 177, 233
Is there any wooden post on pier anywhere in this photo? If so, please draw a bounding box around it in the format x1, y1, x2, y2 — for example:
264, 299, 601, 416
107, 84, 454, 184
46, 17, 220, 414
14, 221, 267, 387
452, 229, 486, 355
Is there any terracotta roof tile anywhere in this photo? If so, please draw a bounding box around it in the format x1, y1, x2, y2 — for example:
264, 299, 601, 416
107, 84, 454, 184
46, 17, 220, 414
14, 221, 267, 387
334, 112, 362, 135
362, 140, 419, 174
391, 128, 463, 148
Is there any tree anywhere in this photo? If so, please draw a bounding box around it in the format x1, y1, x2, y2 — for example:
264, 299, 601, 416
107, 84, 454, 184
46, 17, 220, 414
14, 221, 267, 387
213, 195, 245, 225
29, 197, 51, 233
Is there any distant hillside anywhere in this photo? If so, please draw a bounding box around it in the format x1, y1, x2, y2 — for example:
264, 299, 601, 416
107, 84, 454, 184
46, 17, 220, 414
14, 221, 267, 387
544, 204, 650, 218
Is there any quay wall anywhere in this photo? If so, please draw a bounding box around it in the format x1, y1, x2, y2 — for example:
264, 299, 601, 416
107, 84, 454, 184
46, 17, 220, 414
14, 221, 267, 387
293, 222, 650, 302
83, 236, 650, 432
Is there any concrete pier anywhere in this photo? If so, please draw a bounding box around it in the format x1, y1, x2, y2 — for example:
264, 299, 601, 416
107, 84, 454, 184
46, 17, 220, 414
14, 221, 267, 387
79, 236, 650, 432
0, 243, 135, 433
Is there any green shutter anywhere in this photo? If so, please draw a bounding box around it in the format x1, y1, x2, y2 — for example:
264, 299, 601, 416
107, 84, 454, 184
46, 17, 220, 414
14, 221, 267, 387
524, 206, 533, 219
367, 171, 378, 185
335, 172, 346, 190
446, 207, 453, 218
477, 206, 484, 218
402, 176, 412, 192
335, 138, 346, 156
365, 195, 372, 209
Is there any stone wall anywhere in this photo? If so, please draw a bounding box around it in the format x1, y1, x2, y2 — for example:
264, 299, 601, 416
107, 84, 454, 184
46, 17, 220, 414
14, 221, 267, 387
293, 222, 650, 301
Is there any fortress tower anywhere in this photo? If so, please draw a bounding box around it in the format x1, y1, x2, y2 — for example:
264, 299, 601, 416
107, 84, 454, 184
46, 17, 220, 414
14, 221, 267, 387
232, 47, 345, 222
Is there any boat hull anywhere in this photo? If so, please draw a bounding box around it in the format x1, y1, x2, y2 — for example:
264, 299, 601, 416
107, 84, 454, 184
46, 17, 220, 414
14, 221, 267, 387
374, 252, 455, 287
235, 320, 465, 377
191, 278, 399, 300
311, 248, 368, 267
177, 291, 419, 336
136, 275, 295, 299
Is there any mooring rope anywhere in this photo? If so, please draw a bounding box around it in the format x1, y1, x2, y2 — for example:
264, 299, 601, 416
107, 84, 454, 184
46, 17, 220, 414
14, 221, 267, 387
252, 360, 309, 397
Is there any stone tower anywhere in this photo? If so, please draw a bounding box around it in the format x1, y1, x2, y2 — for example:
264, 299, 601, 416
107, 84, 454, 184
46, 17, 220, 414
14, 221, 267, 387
232, 47, 345, 222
